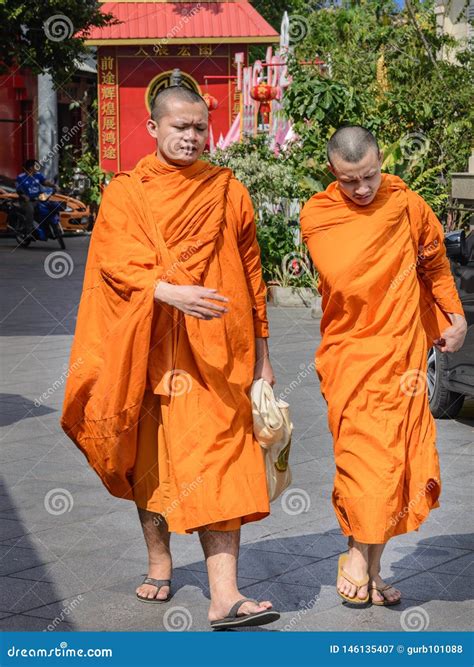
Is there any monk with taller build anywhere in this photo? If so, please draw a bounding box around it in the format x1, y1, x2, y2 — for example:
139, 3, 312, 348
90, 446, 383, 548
301, 126, 467, 606
61, 86, 280, 629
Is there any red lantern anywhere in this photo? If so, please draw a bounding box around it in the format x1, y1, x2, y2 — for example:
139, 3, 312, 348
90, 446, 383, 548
202, 93, 218, 111
250, 83, 277, 125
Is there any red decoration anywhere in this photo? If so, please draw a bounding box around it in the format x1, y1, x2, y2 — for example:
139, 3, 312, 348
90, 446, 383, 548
203, 93, 218, 111
250, 83, 277, 125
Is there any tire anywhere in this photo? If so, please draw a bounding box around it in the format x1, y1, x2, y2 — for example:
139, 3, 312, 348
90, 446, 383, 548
9, 211, 31, 247
50, 222, 66, 250
427, 346, 465, 418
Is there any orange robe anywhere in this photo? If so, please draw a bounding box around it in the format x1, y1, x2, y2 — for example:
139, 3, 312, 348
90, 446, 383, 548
300, 174, 464, 544
61, 153, 270, 534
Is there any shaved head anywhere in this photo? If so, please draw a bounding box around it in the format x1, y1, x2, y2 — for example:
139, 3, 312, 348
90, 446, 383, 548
327, 125, 379, 165
151, 85, 208, 123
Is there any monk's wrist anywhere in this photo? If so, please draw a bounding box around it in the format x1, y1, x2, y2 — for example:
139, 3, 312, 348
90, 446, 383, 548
154, 280, 174, 304
255, 337, 269, 359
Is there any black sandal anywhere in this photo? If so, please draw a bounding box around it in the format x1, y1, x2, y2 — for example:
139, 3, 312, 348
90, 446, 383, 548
210, 598, 280, 630
136, 577, 172, 604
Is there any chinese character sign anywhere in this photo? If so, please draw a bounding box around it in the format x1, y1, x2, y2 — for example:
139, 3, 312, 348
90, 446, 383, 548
99, 53, 119, 170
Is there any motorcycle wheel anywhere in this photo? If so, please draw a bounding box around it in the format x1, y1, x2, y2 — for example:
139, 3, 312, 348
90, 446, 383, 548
9, 211, 31, 247
50, 222, 66, 250
16, 233, 31, 248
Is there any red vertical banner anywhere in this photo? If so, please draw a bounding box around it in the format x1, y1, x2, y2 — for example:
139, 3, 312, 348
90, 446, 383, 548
98, 49, 119, 173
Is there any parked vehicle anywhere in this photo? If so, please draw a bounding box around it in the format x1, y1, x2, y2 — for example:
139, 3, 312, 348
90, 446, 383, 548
427, 229, 474, 418
2, 187, 68, 249
0, 174, 89, 236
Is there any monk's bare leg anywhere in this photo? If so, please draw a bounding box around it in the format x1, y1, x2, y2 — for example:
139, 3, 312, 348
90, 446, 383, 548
199, 528, 273, 621
337, 538, 369, 601
368, 543, 401, 603
136, 508, 172, 600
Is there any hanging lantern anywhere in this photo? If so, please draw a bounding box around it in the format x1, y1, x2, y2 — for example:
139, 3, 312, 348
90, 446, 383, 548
250, 83, 277, 126
202, 93, 218, 111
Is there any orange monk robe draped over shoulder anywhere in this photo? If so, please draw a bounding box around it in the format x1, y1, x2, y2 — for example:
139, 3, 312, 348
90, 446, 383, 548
300, 174, 465, 544
61, 153, 270, 533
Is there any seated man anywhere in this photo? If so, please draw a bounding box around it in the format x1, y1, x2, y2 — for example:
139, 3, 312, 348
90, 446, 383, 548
16, 159, 56, 235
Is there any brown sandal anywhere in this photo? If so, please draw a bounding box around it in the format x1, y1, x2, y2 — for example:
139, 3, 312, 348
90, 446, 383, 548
370, 583, 401, 606
337, 554, 370, 605
136, 577, 172, 604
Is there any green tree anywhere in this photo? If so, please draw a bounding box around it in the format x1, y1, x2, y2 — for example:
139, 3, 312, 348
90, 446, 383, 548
282, 0, 473, 216
0, 0, 115, 85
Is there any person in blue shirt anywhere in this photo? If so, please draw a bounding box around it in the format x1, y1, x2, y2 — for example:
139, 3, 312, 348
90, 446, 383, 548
16, 159, 56, 235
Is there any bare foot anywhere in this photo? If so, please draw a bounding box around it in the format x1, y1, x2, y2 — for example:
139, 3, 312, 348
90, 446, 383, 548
208, 596, 273, 622
370, 574, 401, 604
337, 550, 369, 601
136, 551, 172, 601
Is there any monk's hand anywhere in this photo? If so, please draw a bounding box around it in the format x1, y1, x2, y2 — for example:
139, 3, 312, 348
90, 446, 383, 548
254, 337, 275, 386
154, 281, 229, 320
434, 313, 467, 353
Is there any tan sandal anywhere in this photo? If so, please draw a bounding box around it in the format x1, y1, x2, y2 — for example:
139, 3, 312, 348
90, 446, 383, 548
337, 554, 370, 605
370, 583, 401, 606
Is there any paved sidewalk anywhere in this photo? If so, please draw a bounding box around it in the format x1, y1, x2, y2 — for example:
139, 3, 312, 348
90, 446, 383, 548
0, 236, 472, 632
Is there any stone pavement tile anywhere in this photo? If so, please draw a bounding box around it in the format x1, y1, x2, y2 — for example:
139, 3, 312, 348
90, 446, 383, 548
0, 419, 58, 445
78, 531, 206, 573
382, 543, 470, 573
0, 500, 124, 537
417, 531, 473, 551
430, 553, 473, 576
0, 544, 58, 577
7, 550, 143, 596
237, 579, 323, 618
247, 529, 346, 560
182, 544, 319, 583
25, 585, 213, 632
0, 517, 35, 541
269, 553, 339, 590
0, 486, 115, 522
390, 568, 470, 602
0, 576, 68, 614
0, 515, 141, 558
0, 614, 75, 631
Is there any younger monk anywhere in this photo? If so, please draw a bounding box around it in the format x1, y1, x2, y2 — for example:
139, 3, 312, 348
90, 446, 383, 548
61, 86, 280, 629
300, 125, 467, 606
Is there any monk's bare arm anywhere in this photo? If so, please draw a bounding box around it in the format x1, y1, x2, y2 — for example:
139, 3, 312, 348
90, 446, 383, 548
254, 337, 275, 386
154, 281, 229, 320
414, 194, 467, 352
